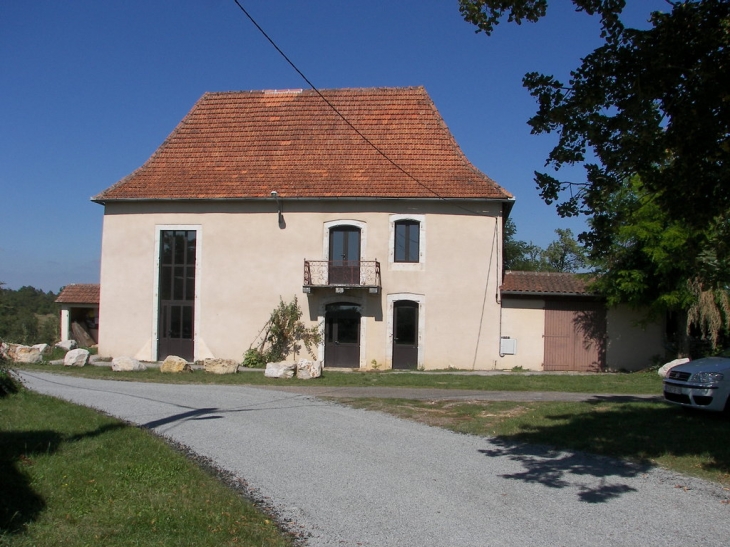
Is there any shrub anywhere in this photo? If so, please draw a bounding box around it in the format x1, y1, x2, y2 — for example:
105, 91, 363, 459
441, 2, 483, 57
244, 296, 321, 366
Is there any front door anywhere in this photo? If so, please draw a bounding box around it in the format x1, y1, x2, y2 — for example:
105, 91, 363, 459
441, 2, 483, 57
157, 230, 196, 362
392, 300, 419, 369
329, 226, 361, 285
324, 303, 361, 367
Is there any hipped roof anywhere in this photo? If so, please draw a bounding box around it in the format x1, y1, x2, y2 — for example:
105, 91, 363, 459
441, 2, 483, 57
94, 87, 512, 202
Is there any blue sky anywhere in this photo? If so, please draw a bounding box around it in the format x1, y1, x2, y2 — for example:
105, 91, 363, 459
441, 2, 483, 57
0, 0, 667, 292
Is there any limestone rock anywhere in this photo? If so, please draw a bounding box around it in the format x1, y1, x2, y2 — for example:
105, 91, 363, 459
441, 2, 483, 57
0, 342, 9, 360
64, 348, 89, 367
32, 343, 49, 355
56, 340, 77, 351
160, 355, 191, 373
111, 356, 146, 372
13, 345, 43, 364
296, 359, 323, 380
264, 361, 296, 379
203, 358, 239, 375
658, 357, 690, 378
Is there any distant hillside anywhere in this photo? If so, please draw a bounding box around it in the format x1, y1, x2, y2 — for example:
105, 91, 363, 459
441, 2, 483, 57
0, 284, 59, 345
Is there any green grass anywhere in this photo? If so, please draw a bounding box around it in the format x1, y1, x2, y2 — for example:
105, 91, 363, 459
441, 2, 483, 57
338, 397, 730, 486
0, 387, 292, 546
14, 362, 663, 394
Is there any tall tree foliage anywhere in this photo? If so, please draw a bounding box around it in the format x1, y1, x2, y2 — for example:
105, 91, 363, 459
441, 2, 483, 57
462, 0, 730, 351
0, 285, 59, 345
503, 219, 586, 272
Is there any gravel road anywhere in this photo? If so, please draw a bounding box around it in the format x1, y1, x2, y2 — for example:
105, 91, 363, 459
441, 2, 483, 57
19, 371, 729, 546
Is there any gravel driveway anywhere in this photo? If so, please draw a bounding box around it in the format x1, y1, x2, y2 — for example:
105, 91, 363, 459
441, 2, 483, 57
19, 371, 729, 546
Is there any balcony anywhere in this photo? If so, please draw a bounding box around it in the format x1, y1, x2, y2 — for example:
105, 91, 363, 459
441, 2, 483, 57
303, 260, 381, 293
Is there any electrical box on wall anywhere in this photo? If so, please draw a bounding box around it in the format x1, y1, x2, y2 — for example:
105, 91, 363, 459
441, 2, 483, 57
500, 337, 517, 355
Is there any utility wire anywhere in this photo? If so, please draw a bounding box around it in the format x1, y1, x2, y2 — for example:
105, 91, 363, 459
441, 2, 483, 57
231, 0, 503, 216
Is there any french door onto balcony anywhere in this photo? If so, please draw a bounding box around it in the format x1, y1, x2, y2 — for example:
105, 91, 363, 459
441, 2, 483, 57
157, 230, 196, 362
329, 226, 361, 285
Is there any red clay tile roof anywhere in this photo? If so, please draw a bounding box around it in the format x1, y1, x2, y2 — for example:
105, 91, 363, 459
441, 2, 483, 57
55, 284, 100, 304
500, 271, 594, 296
94, 87, 512, 202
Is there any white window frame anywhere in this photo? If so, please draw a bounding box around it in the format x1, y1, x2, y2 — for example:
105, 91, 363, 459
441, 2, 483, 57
389, 214, 425, 271
323, 219, 367, 260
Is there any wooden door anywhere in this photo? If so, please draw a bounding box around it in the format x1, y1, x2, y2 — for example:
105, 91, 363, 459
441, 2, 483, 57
544, 301, 606, 372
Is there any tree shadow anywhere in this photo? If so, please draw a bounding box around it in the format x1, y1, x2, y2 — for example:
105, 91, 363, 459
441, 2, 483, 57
0, 423, 126, 536
479, 401, 730, 502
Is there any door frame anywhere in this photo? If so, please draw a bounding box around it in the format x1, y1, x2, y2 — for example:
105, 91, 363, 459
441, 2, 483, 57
316, 295, 367, 369
392, 300, 419, 369
386, 293, 425, 370
152, 225, 202, 362
324, 302, 362, 367
323, 220, 367, 260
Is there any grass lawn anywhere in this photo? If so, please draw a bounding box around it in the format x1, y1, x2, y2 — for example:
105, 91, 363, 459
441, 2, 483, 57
0, 385, 293, 546
15, 362, 663, 394
336, 397, 730, 487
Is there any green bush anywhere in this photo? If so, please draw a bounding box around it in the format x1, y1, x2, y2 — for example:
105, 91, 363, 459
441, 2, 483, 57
243, 348, 268, 368
0, 350, 20, 397
244, 296, 321, 366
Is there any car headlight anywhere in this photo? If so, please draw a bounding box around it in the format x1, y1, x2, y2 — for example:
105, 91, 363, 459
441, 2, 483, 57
689, 372, 724, 384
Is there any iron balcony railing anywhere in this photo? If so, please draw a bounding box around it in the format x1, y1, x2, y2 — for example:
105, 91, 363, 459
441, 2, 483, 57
303, 260, 381, 292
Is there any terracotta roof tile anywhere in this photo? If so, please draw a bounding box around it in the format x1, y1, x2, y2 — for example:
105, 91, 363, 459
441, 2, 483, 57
94, 87, 512, 201
500, 271, 594, 296
55, 284, 100, 304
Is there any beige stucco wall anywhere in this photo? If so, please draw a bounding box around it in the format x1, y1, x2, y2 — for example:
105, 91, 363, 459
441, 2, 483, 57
495, 299, 665, 372
606, 305, 665, 371
498, 298, 545, 371
98, 199, 506, 369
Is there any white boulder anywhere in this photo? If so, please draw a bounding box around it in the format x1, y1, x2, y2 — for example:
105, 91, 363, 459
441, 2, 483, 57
64, 348, 89, 367
111, 356, 146, 372
32, 343, 49, 355
658, 357, 690, 378
13, 345, 43, 364
264, 361, 296, 379
56, 340, 77, 351
296, 359, 323, 380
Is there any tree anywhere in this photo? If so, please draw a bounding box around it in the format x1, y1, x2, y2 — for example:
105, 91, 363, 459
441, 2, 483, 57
502, 218, 542, 270
540, 228, 587, 273
503, 219, 586, 272
460, 1, 729, 230
462, 0, 730, 353
589, 176, 729, 353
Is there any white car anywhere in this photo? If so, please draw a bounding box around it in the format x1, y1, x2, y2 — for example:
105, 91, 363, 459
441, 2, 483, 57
663, 357, 730, 412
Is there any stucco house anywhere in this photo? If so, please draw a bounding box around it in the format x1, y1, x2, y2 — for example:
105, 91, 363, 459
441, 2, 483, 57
93, 86, 515, 369
499, 271, 665, 371
55, 283, 100, 345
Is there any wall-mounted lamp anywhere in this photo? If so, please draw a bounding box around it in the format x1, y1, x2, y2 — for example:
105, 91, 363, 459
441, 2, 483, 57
271, 190, 284, 227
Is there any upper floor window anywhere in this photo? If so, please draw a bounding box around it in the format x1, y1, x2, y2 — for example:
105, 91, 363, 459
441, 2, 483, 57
394, 220, 420, 263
